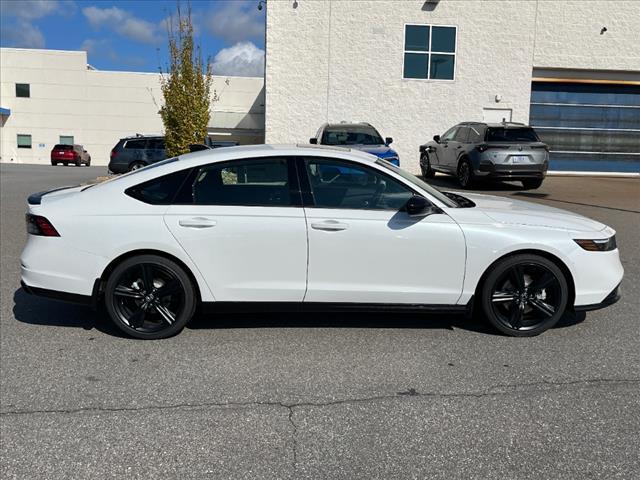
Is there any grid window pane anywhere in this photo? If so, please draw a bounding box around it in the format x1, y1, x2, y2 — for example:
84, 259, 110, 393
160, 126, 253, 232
59, 135, 74, 145
431, 26, 456, 53
404, 25, 429, 51
16, 83, 30, 98
403, 53, 429, 79
17, 134, 32, 148
429, 54, 455, 80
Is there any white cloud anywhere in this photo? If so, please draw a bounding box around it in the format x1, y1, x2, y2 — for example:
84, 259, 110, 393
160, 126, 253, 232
80, 38, 147, 67
207, 1, 264, 43
82, 6, 159, 44
1, 20, 45, 48
212, 41, 264, 77
0, 0, 59, 20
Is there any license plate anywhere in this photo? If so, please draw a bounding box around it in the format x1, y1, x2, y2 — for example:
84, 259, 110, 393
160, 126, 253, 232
511, 155, 528, 163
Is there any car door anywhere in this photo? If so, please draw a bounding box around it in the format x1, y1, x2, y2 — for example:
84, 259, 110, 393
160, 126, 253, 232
299, 157, 466, 304
451, 127, 470, 164
163, 157, 308, 302
433, 126, 458, 170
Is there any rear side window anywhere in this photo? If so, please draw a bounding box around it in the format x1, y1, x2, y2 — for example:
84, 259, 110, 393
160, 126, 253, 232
467, 126, 483, 143
188, 158, 294, 206
124, 139, 147, 149
486, 128, 539, 142
125, 169, 191, 205
147, 138, 165, 150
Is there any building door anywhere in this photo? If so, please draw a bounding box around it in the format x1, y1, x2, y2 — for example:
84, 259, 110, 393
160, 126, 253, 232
529, 82, 640, 172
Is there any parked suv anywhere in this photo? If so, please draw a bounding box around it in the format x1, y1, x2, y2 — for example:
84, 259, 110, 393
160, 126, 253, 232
51, 144, 91, 166
419, 122, 549, 189
310, 123, 400, 166
109, 136, 241, 173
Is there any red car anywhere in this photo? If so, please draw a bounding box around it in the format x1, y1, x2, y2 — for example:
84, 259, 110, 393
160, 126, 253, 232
51, 144, 91, 166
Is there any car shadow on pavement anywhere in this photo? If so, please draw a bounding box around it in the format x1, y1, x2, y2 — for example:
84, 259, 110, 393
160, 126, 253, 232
12, 287, 127, 338
13, 287, 585, 337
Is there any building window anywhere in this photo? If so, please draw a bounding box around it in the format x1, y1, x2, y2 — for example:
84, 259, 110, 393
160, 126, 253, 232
16, 83, 30, 98
17, 134, 32, 149
403, 25, 456, 80
59, 135, 74, 145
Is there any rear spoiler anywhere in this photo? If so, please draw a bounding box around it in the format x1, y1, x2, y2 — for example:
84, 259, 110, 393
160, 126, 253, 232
27, 186, 78, 206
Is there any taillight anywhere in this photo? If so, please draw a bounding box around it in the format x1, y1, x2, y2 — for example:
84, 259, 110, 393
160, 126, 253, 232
26, 214, 60, 237
110, 149, 117, 159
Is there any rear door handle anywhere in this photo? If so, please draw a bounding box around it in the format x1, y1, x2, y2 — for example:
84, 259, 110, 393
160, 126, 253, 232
178, 217, 217, 229
311, 220, 348, 231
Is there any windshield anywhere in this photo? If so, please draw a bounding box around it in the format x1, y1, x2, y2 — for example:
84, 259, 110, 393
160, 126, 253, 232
322, 126, 384, 146
376, 160, 458, 208
486, 127, 539, 143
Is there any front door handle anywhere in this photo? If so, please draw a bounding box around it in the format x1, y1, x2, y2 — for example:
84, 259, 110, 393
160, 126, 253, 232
311, 220, 348, 231
178, 217, 217, 229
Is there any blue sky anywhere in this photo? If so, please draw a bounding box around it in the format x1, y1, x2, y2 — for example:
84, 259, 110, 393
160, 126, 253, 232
0, 0, 266, 76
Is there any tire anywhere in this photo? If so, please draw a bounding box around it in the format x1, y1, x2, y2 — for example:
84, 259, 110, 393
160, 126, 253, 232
86, 160, 91, 167
63, 162, 69, 166
129, 161, 145, 171
522, 179, 543, 190
480, 254, 569, 337
420, 153, 435, 178
75, 159, 82, 167
457, 158, 474, 189
104, 255, 197, 339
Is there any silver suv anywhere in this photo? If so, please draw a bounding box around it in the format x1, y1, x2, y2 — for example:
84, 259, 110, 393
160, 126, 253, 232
419, 122, 549, 189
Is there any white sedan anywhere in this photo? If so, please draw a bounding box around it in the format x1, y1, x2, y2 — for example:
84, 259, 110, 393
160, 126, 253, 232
21, 145, 623, 339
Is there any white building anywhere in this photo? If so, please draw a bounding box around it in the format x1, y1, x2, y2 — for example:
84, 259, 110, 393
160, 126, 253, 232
265, 0, 640, 173
0, 48, 264, 166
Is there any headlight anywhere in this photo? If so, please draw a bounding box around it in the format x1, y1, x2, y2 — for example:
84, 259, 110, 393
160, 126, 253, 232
574, 236, 617, 252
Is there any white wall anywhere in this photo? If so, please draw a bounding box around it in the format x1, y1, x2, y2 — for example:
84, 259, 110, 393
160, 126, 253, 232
265, 0, 640, 174
0, 48, 265, 166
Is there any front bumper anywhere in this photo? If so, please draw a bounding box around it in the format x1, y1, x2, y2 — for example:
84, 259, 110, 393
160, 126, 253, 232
574, 284, 621, 312
475, 162, 546, 180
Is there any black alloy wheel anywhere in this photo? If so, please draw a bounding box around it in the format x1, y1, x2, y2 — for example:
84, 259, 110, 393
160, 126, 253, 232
481, 254, 568, 336
105, 255, 196, 339
420, 153, 435, 178
457, 159, 474, 189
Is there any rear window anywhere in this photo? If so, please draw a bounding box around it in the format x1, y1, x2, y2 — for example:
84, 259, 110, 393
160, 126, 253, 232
322, 126, 384, 146
53, 144, 73, 150
486, 127, 539, 142
124, 139, 147, 149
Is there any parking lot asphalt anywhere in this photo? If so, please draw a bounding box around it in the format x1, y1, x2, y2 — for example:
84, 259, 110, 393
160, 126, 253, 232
1, 164, 639, 479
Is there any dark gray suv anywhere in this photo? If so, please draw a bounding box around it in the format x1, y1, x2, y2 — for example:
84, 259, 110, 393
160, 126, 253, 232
109, 136, 166, 173
419, 122, 549, 189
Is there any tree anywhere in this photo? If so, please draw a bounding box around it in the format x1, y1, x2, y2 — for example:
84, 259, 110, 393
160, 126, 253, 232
160, 3, 213, 157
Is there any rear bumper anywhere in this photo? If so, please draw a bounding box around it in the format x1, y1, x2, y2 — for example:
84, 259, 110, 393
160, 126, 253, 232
21, 280, 96, 306
107, 161, 129, 174
475, 162, 547, 180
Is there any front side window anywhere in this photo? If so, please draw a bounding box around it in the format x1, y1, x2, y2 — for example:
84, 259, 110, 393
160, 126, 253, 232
403, 25, 456, 80
16, 83, 30, 98
322, 126, 384, 146
305, 158, 413, 210
190, 158, 293, 206
441, 127, 458, 142
17, 134, 32, 149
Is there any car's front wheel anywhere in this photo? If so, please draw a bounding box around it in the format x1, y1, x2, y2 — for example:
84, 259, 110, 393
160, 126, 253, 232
104, 255, 197, 339
480, 254, 569, 337
420, 153, 435, 178
457, 158, 474, 189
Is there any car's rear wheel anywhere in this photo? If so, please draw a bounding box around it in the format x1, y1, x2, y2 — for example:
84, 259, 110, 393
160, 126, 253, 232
522, 179, 543, 189
75, 158, 82, 167
420, 153, 435, 178
129, 161, 145, 171
104, 255, 197, 339
480, 254, 569, 337
457, 158, 474, 189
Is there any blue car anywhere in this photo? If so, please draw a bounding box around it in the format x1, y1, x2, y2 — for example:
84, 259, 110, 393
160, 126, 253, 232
310, 122, 400, 166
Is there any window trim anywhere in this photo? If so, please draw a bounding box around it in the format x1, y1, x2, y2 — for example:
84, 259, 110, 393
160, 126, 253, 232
174, 156, 303, 208
402, 23, 457, 82
17, 134, 32, 149
296, 156, 420, 212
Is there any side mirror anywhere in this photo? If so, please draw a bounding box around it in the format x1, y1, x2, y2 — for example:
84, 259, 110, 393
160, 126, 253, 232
433, 135, 441, 143
385, 137, 393, 146
405, 195, 441, 217
309, 138, 318, 145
